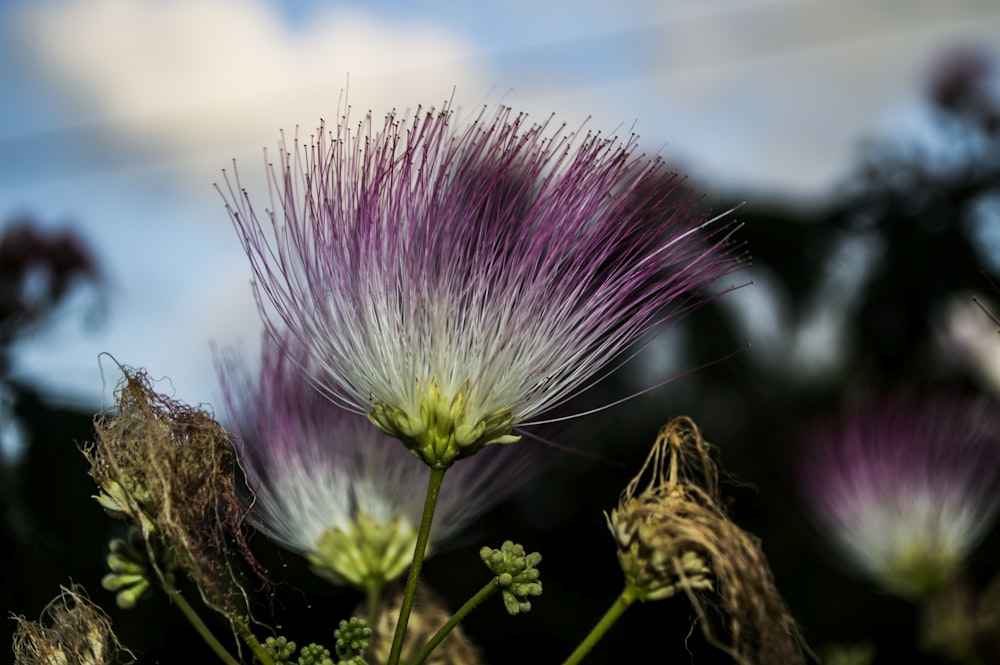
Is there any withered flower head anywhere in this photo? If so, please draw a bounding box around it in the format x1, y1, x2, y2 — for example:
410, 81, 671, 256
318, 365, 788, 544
12, 584, 131, 665
606, 416, 804, 665
86, 366, 265, 623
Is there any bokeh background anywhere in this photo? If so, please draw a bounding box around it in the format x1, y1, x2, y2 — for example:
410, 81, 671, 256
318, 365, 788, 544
4, 1, 1000, 663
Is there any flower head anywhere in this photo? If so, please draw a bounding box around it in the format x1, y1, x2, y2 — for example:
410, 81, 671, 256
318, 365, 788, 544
797, 391, 1000, 599
218, 332, 536, 592
220, 103, 741, 467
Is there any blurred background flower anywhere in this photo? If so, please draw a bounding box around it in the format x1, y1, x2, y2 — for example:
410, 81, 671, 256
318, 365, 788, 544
796, 391, 1000, 600
217, 333, 539, 603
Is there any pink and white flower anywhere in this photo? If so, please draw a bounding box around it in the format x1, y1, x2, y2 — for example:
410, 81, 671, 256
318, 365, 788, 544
220, 103, 741, 467
797, 391, 1000, 598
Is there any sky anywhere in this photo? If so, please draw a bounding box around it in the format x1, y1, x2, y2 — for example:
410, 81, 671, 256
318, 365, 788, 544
1, 0, 999, 437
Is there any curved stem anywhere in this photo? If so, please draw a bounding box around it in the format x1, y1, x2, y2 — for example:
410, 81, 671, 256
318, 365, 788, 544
162, 585, 240, 665
386, 466, 447, 665
408, 579, 497, 665
560, 587, 637, 665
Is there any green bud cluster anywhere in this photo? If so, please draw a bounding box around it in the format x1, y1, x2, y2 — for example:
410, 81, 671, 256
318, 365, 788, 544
101, 533, 157, 609
298, 643, 335, 665
309, 513, 416, 592
254, 636, 354, 665
480, 540, 543, 615
259, 636, 297, 664
334, 617, 371, 663
370, 381, 519, 468
879, 542, 960, 600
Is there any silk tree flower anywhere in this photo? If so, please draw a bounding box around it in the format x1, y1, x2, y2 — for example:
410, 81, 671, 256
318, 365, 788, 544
796, 391, 1000, 599
219, 103, 742, 468
218, 334, 535, 594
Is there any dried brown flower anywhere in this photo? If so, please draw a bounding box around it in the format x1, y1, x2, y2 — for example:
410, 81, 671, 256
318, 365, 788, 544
86, 365, 265, 624
606, 416, 805, 665
12, 584, 131, 665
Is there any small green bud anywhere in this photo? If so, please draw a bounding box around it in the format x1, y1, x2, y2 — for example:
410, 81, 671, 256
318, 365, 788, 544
502, 593, 532, 615
480, 540, 543, 615
100, 573, 145, 592
111, 578, 151, 610
106, 553, 146, 575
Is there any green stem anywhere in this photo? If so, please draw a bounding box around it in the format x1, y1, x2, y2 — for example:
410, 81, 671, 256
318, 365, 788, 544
162, 585, 240, 665
366, 582, 382, 629
560, 587, 637, 665
408, 579, 498, 665
235, 621, 277, 665
386, 466, 447, 665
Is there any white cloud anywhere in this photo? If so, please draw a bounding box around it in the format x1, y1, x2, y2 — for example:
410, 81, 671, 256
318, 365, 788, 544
13, 0, 1000, 198
13, 0, 491, 173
